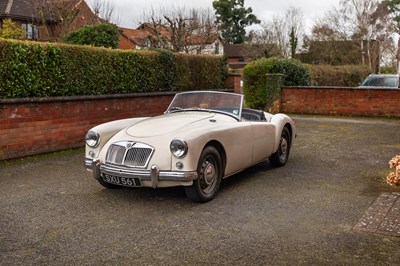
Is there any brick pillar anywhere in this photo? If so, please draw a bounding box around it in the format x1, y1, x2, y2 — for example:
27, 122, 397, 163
225, 73, 242, 94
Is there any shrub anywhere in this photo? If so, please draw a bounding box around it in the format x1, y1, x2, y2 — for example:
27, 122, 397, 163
61, 23, 121, 48
307, 64, 371, 87
0, 39, 227, 98
270, 58, 311, 86
387, 155, 400, 186
243, 57, 310, 110
0, 18, 24, 39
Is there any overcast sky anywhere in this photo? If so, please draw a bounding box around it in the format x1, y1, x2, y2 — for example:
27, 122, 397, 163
99, 0, 340, 34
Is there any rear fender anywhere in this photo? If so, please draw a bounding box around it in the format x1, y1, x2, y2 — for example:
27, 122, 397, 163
269, 113, 296, 152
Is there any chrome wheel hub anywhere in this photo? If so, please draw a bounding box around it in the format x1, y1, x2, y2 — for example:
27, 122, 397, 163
203, 162, 216, 186
279, 138, 288, 161
199, 158, 217, 194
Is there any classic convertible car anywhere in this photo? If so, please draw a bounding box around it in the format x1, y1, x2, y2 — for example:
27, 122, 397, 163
84, 91, 296, 202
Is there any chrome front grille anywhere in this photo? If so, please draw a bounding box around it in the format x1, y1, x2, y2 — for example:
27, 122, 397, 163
106, 141, 154, 168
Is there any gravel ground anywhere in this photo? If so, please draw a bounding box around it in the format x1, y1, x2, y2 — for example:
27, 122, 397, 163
1, 116, 400, 265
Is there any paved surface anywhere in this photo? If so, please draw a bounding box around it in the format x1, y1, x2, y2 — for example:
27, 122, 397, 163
1, 116, 400, 265
354, 192, 400, 237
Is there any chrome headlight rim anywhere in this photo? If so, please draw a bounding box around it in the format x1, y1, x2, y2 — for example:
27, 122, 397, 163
170, 138, 188, 158
85, 130, 100, 148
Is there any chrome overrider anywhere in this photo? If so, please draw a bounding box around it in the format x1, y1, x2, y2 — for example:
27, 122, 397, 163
84, 158, 198, 188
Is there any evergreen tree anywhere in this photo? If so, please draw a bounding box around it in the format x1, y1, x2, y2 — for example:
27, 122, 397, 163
212, 0, 260, 44
289, 27, 298, 58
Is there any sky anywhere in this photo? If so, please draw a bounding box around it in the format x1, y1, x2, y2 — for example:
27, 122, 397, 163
99, 0, 341, 34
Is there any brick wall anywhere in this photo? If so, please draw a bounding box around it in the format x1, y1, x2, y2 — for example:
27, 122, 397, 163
0, 93, 174, 161
281, 87, 400, 118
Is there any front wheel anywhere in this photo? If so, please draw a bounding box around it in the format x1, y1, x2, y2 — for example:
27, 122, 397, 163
269, 127, 291, 167
185, 146, 222, 203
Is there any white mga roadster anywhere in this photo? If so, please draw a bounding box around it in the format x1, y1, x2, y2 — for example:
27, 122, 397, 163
84, 91, 296, 202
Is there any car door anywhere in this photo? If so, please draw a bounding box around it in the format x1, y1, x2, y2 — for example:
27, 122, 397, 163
249, 122, 276, 163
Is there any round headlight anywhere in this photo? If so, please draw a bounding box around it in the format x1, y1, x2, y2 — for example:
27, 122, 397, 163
170, 138, 188, 158
85, 131, 100, 148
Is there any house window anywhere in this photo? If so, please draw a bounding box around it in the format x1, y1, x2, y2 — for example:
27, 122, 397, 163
215, 42, 219, 54
21, 23, 39, 40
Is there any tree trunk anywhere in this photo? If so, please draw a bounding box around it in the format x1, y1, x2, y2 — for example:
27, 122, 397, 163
397, 38, 400, 74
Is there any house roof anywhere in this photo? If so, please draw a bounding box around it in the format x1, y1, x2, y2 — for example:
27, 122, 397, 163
223, 44, 249, 58
0, 0, 85, 22
188, 34, 220, 46
120, 27, 152, 46
121, 24, 221, 48
0, 0, 38, 20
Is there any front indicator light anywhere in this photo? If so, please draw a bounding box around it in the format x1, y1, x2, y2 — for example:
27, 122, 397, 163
176, 162, 184, 169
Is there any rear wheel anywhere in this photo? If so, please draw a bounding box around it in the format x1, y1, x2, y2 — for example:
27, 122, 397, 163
270, 127, 291, 167
185, 146, 222, 203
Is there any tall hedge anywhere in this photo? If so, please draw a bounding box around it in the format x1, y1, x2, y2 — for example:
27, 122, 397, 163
243, 57, 310, 110
307, 64, 371, 87
0, 39, 228, 98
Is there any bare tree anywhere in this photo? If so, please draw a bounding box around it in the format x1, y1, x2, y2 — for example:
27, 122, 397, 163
35, 0, 82, 40
311, 7, 353, 41
310, 0, 396, 71
87, 0, 120, 25
140, 6, 219, 54
250, 6, 305, 58
34, 0, 106, 40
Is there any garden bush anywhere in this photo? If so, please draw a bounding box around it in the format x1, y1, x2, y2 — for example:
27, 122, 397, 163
61, 23, 121, 49
307, 64, 370, 87
0, 38, 227, 98
387, 155, 400, 186
243, 57, 310, 110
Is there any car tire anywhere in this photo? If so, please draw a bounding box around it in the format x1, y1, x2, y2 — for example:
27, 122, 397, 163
269, 127, 291, 167
185, 146, 222, 203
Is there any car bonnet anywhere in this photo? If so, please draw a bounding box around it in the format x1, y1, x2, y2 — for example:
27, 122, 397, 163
125, 112, 215, 137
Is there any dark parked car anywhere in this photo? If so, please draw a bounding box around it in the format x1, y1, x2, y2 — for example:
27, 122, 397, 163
358, 74, 399, 88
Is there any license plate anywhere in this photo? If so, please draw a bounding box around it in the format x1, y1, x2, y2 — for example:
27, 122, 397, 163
102, 174, 142, 187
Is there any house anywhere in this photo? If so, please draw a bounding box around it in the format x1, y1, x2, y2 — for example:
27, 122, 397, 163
119, 28, 140, 50
118, 23, 224, 56
118, 26, 161, 50
224, 43, 280, 69
0, 0, 99, 41
186, 34, 223, 56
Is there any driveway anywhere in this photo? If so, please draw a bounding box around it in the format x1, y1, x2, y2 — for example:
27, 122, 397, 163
1, 116, 400, 265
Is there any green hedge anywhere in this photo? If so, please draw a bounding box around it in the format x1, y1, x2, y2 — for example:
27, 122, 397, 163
0, 39, 228, 98
243, 57, 310, 110
307, 64, 371, 87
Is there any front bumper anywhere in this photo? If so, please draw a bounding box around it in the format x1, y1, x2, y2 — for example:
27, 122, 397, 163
84, 158, 198, 188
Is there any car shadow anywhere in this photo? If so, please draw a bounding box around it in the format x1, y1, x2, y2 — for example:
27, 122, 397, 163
94, 160, 275, 204
220, 160, 274, 190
